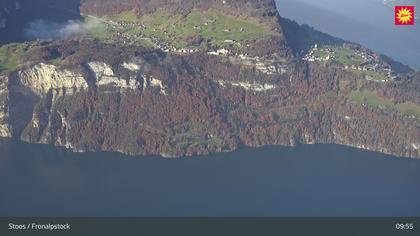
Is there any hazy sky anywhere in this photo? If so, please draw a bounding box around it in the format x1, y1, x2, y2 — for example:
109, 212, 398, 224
276, 0, 420, 68
290, 0, 419, 28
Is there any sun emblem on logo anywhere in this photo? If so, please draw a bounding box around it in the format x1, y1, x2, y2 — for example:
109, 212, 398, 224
396, 7, 414, 24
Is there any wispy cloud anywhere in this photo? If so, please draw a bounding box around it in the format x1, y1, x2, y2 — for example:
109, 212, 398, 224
24, 19, 100, 40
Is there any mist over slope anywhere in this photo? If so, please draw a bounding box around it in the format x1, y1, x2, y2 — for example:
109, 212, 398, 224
24, 19, 101, 40
0, 0, 81, 44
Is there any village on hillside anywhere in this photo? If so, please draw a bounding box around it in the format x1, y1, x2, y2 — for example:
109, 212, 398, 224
303, 43, 398, 82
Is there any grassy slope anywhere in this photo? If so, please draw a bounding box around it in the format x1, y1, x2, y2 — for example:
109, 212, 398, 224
0, 43, 27, 74
86, 10, 278, 49
347, 90, 420, 117
313, 45, 389, 82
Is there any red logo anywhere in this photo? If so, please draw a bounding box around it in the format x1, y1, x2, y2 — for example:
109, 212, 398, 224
395, 6, 415, 25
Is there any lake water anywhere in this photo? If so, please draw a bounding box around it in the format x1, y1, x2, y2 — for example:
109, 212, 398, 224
0, 138, 419, 217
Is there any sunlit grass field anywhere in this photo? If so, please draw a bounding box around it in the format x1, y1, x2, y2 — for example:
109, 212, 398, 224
86, 10, 278, 49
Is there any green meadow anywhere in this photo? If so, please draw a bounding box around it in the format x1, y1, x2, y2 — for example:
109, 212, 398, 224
87, 10, 278, 49
347, 90, 420, 118
0, 43, 27, 74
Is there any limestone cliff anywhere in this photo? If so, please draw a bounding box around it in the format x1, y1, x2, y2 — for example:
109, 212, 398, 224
18, 63, 88, 95
0, 75, 12, 137
0, 44, 418, 158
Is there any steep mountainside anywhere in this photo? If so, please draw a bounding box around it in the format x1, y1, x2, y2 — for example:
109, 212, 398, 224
0, 0, 418, 158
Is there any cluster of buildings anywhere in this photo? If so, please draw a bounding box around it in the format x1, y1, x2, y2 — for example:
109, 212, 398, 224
302, 44, 332, 62
93, 15, 288, 75
102, 18, 203, 54
303, 44, 397, 82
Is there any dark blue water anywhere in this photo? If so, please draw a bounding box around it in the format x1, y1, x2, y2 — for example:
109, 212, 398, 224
0, 138, 419, 217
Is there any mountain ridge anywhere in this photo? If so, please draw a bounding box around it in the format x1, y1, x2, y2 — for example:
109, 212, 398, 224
0, 0, 418, 158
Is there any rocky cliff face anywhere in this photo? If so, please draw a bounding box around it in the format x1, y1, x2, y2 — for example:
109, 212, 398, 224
0, 0, 418, 158
0, 75, 12, 137
0, 39, 418, 158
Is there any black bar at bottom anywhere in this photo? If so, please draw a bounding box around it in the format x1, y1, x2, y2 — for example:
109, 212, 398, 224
0, 218, 419, 236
